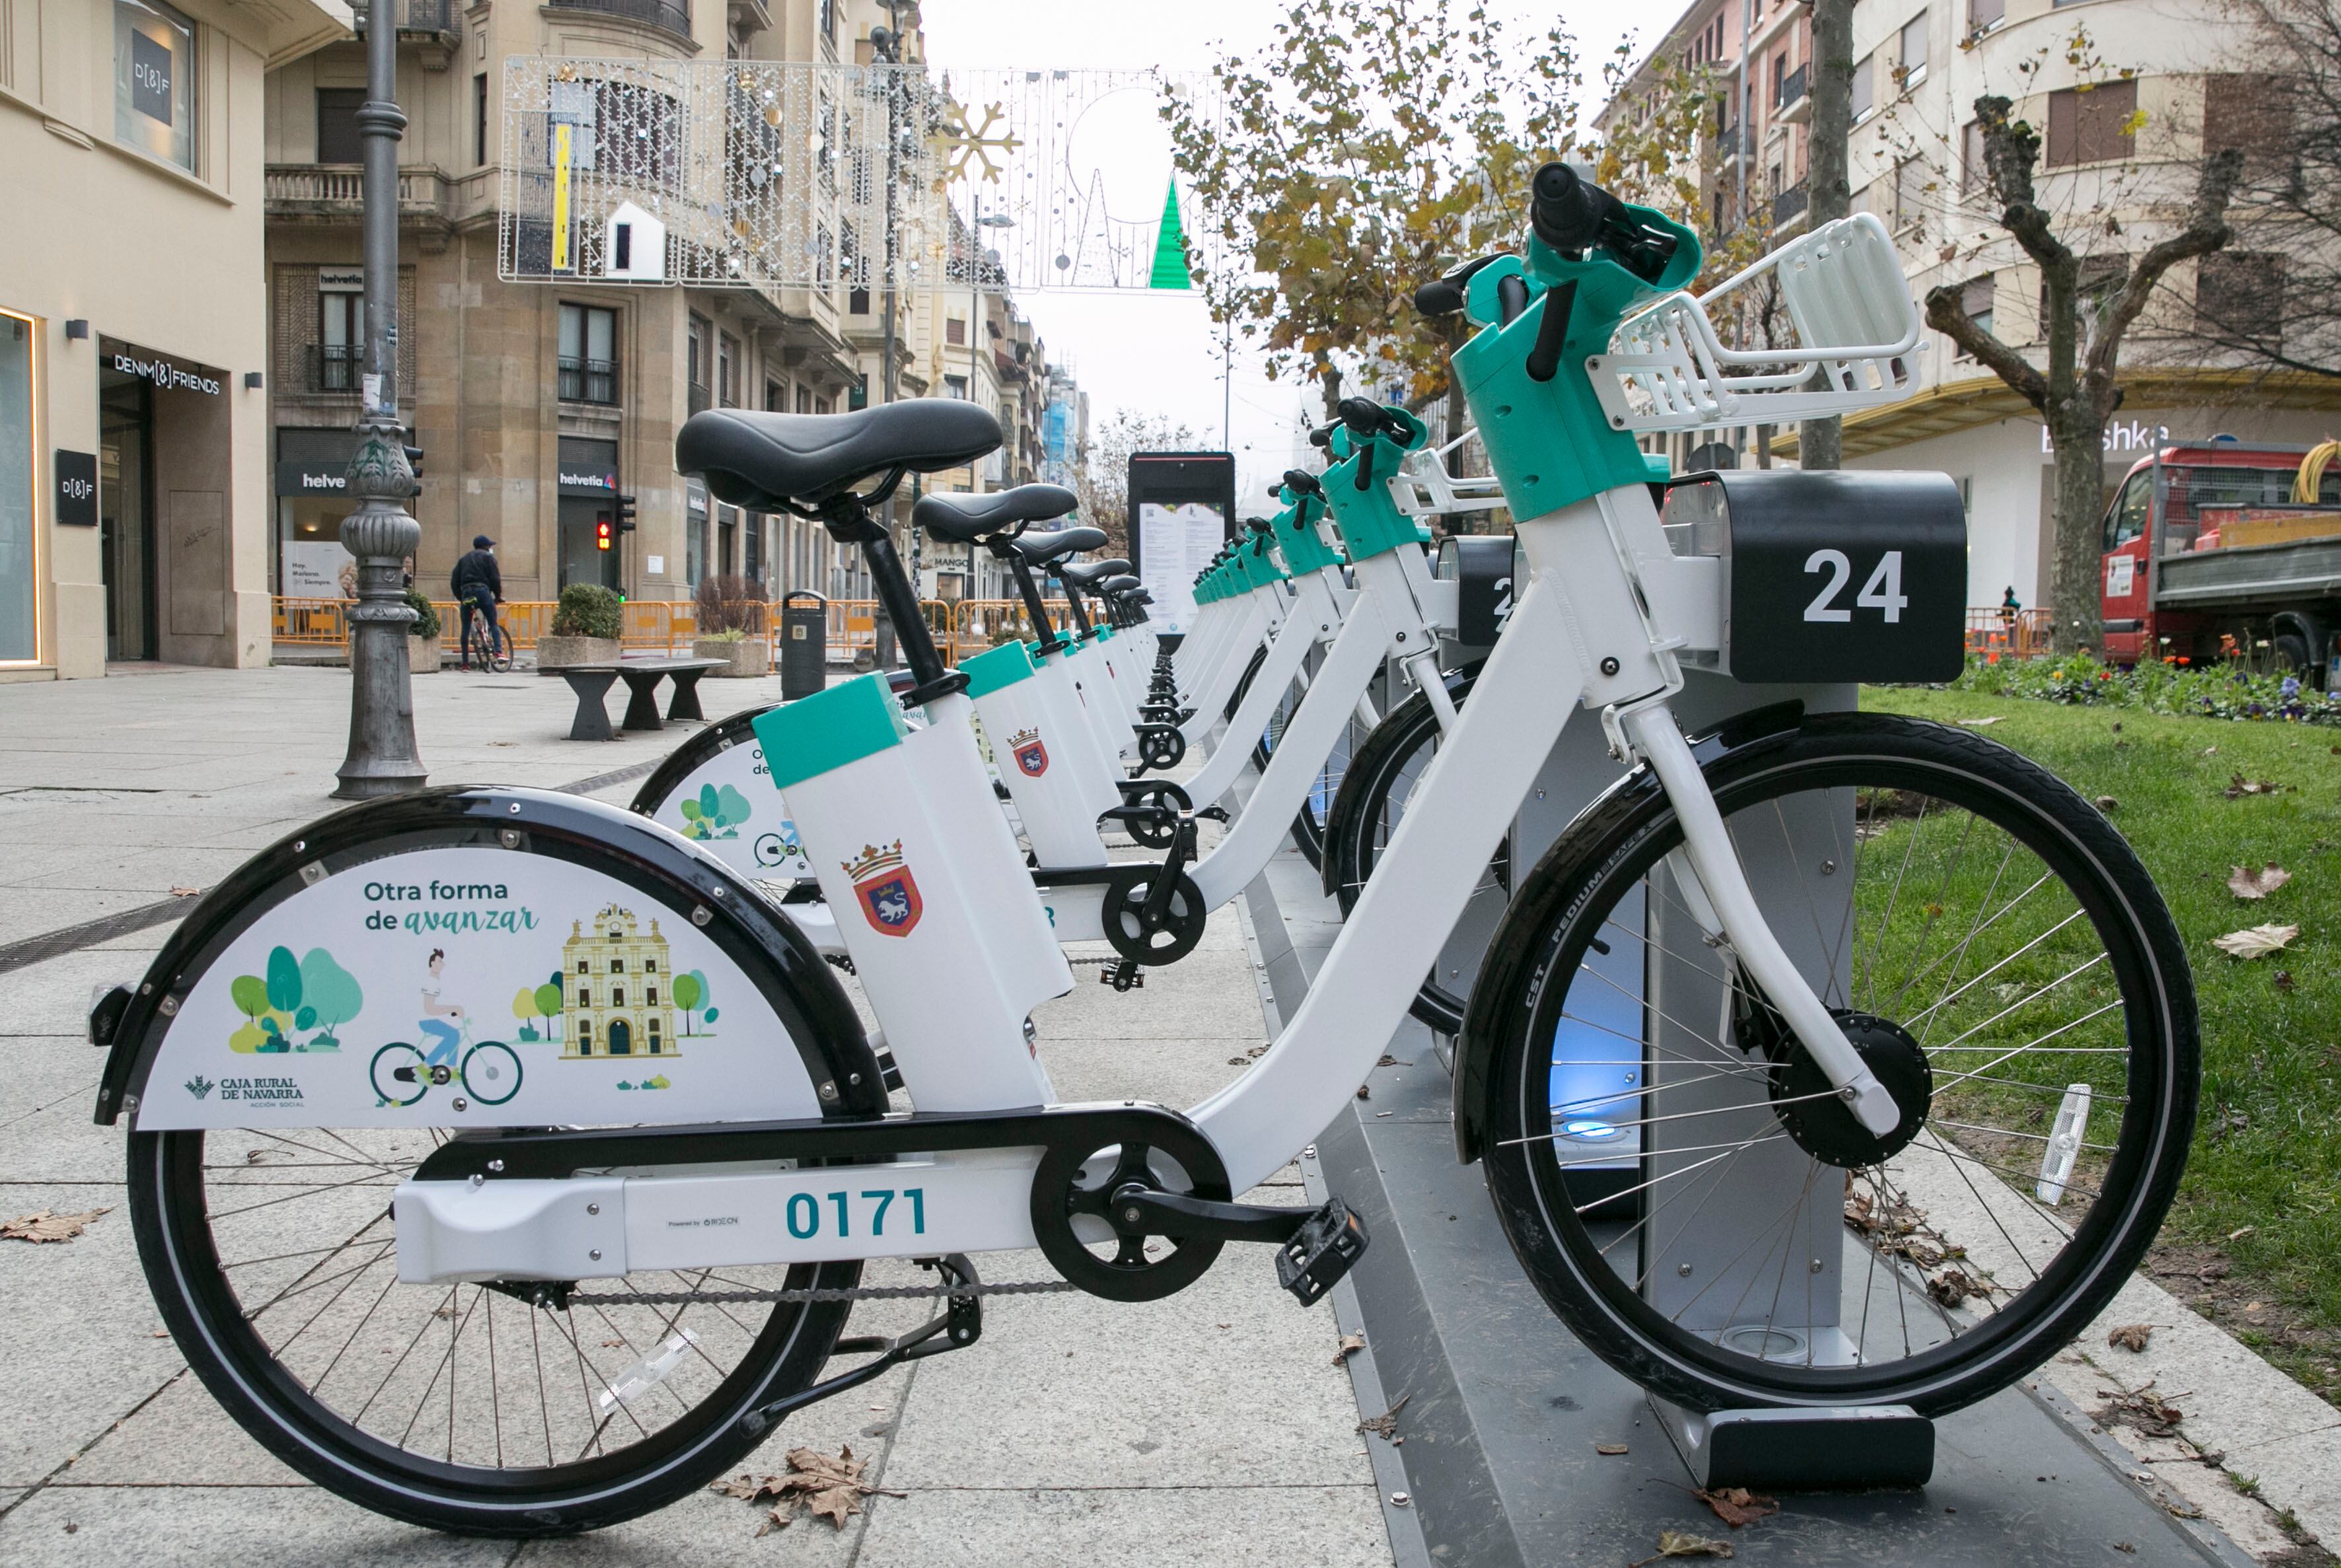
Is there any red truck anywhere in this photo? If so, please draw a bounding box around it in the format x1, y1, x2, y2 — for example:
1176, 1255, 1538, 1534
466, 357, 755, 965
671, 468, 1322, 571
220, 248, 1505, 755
2098, 441, 2341, 681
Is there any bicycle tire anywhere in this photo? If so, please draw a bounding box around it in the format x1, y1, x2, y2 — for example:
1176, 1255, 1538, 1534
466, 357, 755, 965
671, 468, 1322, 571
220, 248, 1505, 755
1470, 712, 2198, 1416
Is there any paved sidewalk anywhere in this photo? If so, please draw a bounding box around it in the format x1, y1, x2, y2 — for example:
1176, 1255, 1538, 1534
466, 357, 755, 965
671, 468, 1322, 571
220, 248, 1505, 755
0, 668, 1397, 1566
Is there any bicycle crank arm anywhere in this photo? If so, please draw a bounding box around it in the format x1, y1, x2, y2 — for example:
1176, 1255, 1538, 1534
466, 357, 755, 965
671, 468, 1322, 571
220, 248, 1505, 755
1109, 1188, 1370, 1308
741, 1255, 983, 1437
1621, 706, 1902, 1138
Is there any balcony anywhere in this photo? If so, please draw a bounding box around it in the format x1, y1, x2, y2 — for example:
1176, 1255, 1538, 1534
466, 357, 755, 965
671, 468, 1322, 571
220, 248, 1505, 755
351, 0, 459, 66
1771, 179, 1809, 225
559, 357, 620, 405
546, 0, 693, 42
1775, 61, 1810, 122
1709, 122, 1743, 162
306, 344, 362, 395
266, 165, 451, 225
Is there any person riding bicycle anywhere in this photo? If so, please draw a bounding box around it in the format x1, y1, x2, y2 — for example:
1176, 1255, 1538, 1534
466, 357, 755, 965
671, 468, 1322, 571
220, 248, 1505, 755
452, 535, 503, 669
417, 948, 465, 1068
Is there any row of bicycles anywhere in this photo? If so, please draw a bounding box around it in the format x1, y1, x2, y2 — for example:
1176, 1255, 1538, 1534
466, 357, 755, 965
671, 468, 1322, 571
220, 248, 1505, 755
90, 165, 2198, 1536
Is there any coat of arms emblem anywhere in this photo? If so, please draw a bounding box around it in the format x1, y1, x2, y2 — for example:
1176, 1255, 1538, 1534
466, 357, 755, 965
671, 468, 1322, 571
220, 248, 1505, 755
845, 841, 923, 937
1009, 726, 1049, 778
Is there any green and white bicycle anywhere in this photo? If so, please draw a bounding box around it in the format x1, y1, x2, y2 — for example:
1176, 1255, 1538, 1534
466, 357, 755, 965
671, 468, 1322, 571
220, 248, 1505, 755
93, 165, 2196, 1536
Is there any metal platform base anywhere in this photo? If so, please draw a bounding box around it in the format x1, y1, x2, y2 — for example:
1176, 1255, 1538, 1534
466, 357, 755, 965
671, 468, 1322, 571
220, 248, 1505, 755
1649, 1396, 1935, 1490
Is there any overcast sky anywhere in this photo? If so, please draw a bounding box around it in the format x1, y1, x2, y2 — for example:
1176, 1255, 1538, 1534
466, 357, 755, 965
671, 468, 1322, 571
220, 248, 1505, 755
915, 0, 1656, 508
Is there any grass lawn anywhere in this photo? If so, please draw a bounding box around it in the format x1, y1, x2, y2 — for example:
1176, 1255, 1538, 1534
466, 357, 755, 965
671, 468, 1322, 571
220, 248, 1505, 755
1865, 685, 2341, 1405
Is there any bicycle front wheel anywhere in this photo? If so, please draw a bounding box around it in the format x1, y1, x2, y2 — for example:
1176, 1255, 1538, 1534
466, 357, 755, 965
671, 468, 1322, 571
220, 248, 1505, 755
1473, 712, 2197, 1415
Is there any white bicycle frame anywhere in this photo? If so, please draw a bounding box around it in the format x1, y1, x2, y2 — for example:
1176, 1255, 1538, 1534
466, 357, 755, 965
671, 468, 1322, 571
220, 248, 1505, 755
395, 478, 1901, 1283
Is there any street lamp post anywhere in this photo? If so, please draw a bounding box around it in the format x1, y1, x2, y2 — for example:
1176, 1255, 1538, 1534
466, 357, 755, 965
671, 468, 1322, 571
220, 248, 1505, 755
870, 3, 917, 669
334, 0, 427, 800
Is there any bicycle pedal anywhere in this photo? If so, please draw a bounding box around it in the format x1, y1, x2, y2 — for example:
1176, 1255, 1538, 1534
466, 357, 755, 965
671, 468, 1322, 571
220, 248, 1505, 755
1101, 960, 1146, 991
1275, 1196, 1370, 1308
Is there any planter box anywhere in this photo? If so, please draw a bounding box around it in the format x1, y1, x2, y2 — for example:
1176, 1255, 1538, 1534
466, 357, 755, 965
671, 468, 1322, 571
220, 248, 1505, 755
408, 634, 441, 674
538, 635, 621, 669
694, 636, 770, 677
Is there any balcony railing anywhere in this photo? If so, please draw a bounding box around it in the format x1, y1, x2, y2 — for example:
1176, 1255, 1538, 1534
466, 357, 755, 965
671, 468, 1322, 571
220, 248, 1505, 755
1771, 179, 1810, 224
266, 164, 449, 221
559, 357, 620, 404
352, 0, 458, 36
1774, 61, 1809, 113
307, 344, 362, 394
546, 0, 692, 38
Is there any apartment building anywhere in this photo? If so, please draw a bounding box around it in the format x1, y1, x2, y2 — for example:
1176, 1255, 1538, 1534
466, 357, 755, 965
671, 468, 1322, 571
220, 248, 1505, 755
2, 0, 350, 680
1600, 0, 2341, 608
261, 0, 1076, 614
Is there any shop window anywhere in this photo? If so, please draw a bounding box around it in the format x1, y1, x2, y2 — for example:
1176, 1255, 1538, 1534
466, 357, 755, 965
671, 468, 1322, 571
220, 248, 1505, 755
0, 312, 34, 663
558, 304, 618, 404
316, 89, 364, 164
2046, 79, 2137, 168
115, 0, 197, 172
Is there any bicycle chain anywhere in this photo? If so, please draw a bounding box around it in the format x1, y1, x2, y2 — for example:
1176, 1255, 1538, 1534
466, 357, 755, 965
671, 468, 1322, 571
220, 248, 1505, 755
570, 1277, 1078, 1308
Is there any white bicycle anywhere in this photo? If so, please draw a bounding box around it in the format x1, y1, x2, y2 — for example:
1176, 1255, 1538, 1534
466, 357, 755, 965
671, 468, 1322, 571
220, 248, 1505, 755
95, 166, 2196, 1536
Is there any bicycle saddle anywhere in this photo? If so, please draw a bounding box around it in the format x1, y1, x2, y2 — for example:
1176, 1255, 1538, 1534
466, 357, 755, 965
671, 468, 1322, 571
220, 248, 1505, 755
1101, 574, 1142, 595
912, 483, 1077, 543
1056, 557, 1131, 588
1008, 525, 1107, 564
675, 402, 1001, 507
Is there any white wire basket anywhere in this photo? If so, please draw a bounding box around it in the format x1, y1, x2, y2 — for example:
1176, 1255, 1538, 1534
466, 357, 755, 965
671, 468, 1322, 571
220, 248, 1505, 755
1586, 212, 1922, 434
1388, 428, 1508, 519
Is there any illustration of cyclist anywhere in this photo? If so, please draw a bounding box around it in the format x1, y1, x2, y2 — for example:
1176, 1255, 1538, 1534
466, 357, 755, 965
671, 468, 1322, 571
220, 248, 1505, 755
418, 949, 465, 1068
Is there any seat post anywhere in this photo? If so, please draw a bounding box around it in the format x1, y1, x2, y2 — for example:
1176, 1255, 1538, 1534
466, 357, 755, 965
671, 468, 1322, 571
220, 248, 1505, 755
1053, 571, 1095, 638
997, 545, 1066, 656
821, 495, 966, 705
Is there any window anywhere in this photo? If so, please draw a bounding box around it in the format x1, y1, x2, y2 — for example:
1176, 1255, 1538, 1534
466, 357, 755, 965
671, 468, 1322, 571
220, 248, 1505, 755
815, 225, 835, 286
1892, 157, 1929, 231
319, 284, 363, 392
819, 0, 835, 36
647, 985, 659, 1006
577, 1020, 592, 1052
577, 987, 590, 1007
765, 379, 784, 412
316, 89, 364, 164
1771, 50, 1788, 108
796, 385, 813, 415
1954, 274, 1995, 356
577, 961, 589, 975
1896, 13, 1929, 89
0, 312, 34, 663
2197, 252, 2284, 341
645, 958, 656, 973
116, 0, 197, 172
2204, 74, 2295, 178
719, 333, 739, 407
848, 376, 868, 410
816, 395, 833, 416
946, 315, 967, 346
1968, 0, 2005, 33
688, 313, 710, 398
2040, 255, 2131, 343
1851, 55, 1873, 122
944, 375, 969, 400
1962, 119, 1988, 196
474, 73, 489, 168
2102, 472, 2152, 551
612, 985, 625, 1007
2046, 79, 2137, 168
558, 304, 618, 404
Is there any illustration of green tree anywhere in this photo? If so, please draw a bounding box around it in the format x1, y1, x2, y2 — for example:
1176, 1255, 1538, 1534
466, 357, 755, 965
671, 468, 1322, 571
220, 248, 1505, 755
297, 949, 362, 1048
535, 975, 564, 1043
677, 782, 755, 841
248, 945, 304, 1051
229, 973, 271, 1053
673, 971, 703, 1036
511, 987, 541, 1041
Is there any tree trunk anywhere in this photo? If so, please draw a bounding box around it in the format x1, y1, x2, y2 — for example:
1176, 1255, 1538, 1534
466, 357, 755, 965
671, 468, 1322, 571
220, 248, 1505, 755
1442, 320, 1471, 533
2048, 408, 2108, 653
1799, 0, 1854, 470
1320, 361, 1344, 425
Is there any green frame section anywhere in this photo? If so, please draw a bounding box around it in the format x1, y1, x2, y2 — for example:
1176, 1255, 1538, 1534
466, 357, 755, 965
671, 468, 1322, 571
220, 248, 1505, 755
1452, 204, 1700, 519
1319, 407, 1432, 563
960, 638, 1039, 700
751, 671, 910, 792
1271, 493, 1345, 575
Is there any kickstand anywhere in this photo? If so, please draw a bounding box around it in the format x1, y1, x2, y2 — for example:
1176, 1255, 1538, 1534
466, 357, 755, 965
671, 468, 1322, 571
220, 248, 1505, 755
739, 1255, 983, 1437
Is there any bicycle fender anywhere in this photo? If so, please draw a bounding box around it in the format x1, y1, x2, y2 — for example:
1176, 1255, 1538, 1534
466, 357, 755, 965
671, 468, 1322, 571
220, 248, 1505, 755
93, 786, 887, 1133
1449, 700, 1806, 1165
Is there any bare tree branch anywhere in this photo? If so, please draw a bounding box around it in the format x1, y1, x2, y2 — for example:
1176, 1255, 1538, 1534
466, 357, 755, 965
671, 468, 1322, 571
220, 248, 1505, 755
1973, 95, 2075, 278
2085, 148, 2244, 394
1923, 285, 2052, 408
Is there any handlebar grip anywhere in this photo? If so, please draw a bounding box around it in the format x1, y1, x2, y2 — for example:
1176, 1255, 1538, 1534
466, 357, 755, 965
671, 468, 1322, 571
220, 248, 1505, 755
1530, 161, 1607, 254
1413, 278, 1466, 317
1282, 468, 1324, 497
1307, 422, 1335, 450
1336, 397, 1384, 437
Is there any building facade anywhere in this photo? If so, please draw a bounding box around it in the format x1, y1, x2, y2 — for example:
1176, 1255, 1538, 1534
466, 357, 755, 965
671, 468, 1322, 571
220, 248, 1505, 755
560, 903, 677, 1059
2, 0, 348, 681
1600, 0, 2341, 609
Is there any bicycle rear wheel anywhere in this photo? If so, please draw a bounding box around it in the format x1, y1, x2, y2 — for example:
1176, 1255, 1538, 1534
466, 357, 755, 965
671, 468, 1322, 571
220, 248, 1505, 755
486, 625, 515, 674
1472, 712, 2196, 1415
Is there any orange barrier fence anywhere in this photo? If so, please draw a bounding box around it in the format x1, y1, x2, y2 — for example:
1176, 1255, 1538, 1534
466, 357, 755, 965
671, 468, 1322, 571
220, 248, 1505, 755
1965, 607, 2054, 659
275, 595, 1080, 665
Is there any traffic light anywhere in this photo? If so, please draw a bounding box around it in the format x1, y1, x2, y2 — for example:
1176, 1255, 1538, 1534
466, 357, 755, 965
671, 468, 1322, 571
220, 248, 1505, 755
614, 494, 638, 535
595, 518, 613, 552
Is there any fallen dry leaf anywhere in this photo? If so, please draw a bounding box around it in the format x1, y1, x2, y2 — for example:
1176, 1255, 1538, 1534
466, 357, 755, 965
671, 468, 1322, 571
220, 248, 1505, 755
2107, 1324, 2155, 1353
1927, 1267, 1996, 1308
1356, 1394, 1409, 1440
2227, 863, 2293, 901
1697, 1486, 1779, 1528
2213, 923, 2300, 960
1631, 1530, 1736, 1564
1355, 1085, 1370, 1100
2227, 1226, 2256, 1242
1956, 716, 2005, 727
168, 886, 200, 898
2, 1208, 110, 1244
1333, 1333, 1366, 1366
2223, 773, 2284, 798
2274, 971, 2297, 992
1596, 1442, 1631, 1456
2095, 796, 2120, 812
710, 1445, 904, 1534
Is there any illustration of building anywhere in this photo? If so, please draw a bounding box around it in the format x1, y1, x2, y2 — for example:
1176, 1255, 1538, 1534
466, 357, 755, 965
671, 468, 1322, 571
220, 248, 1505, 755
560, 905, 676, 1059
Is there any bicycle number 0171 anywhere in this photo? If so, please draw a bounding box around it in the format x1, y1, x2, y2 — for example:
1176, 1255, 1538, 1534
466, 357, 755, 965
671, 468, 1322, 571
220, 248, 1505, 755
1803, 549, 1909, 625
783, 1187, 926, 1241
